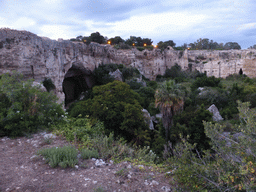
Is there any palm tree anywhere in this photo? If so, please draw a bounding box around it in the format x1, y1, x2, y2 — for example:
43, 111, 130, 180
155, 80, 184, 141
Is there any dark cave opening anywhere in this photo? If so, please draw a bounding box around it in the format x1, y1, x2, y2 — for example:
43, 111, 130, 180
62, 63, 95, 108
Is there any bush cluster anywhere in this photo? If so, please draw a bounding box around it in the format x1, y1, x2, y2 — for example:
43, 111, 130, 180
0, 72, 64, 137
169, 101, 256, 191
93, 63, 140, 86
37, 145, 78, 168
68, 81, 150, 145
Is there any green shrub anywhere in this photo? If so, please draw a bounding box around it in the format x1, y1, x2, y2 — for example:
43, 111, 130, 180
164, 63, 184, 79
53, 117, 104, 143
195, 87, 229, 109
122, 67, 140, 81
69, 81, 150, 145
126, 79, 144, 90
42, 78, 55, 92
81, 148, 99, 159
0, 72, 64, 137
93, 63, 140, 85
37, 145, 78, 168
136, 86, 155, 109
147, 81, 158, 90
136, 47, 145, 51
169, 101, 256, 191
191, 75, 222, 91
93, 64, 116, 85
172, 104, 212, 152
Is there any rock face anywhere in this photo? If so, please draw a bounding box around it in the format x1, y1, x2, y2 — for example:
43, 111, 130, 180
207, 104, 223, 121
1, 28, 256, 104
109, 69, 123, 81
142, 109, 154, 130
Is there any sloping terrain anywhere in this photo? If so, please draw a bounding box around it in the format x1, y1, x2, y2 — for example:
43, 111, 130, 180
0, 132, 172, 192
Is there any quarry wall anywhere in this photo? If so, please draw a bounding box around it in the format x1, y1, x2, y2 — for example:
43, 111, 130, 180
1, 28, 256, 104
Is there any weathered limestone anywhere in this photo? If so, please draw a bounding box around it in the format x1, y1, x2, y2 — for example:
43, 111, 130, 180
1, 28, 256, 104
207, 104, 223, 121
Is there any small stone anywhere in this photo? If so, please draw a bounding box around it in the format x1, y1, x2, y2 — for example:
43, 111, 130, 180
150, 180, 159, 186
30, 155, 38, 160
91, 158, 96, 161
95, 159, 106, 167
43, 133, 56, 140
32, 179, 38, 182
127, 165, 132, 169
93, 181, 97, 184
84, 178, 91, 181
75, 165, 79, 169
52, 172, 54, 174
161, 186, 171, 192
110, 160, 114, 164
71, 172, 75, 176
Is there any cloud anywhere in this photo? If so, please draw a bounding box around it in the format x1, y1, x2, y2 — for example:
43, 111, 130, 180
110, 11, 207, 38
38, 24, 74, 40
237, 23, 256, 31
13, 17, 36, 29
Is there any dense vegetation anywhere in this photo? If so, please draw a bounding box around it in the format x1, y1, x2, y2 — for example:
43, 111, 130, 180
0, 72, 64, 137
1, 64, 256, 190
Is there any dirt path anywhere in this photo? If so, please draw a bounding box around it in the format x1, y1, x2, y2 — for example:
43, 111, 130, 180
0, 132, 172, 192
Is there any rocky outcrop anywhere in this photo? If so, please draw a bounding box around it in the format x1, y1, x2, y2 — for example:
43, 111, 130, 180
1, 28, 256, 104
142, 109, 154, 130
207, 104, 223, 121
109, 69, 123, 81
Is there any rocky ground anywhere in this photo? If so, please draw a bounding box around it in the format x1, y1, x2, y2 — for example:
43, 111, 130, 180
0, 132, 173, 192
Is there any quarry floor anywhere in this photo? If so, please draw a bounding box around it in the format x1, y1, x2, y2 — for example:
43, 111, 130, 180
0, 132, 173, 192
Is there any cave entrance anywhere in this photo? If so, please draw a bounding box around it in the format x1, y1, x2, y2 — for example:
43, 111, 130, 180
62, 62, 95, 108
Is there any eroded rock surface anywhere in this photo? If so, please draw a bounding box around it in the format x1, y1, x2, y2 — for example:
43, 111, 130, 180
1, 28, 256, 105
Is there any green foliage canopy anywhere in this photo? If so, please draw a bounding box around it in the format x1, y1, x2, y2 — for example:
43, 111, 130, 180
69, 81, 150, 145
0, 72, 64, 137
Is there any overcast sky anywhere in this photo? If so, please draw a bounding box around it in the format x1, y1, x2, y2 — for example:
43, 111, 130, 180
0, 0, 255, 49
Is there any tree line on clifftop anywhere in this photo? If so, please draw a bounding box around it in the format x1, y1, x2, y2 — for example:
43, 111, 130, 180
69, 31, 250, 51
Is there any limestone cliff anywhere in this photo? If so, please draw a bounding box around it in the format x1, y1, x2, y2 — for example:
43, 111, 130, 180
1, 28, 256, 104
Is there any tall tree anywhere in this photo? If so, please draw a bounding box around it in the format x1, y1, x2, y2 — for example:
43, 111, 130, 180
157, 40, 176, 50
90, 32, 105, 44
224, 42, 241, 50
108, 36, 124, 45
155, 80, 185, 141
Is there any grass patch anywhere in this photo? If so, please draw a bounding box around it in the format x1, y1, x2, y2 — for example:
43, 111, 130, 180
37, 145, 78, 168
81, 148, 99, 159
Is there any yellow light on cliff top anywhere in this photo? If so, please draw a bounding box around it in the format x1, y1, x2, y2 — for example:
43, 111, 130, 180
132, 43, 135, 46
107, 41, 111, 44
143, 43, 147, 47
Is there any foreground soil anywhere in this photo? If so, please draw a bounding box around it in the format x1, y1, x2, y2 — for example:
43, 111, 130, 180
0, 132, 173, 192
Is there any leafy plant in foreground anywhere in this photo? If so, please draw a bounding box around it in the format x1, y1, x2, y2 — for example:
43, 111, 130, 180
81, 148, 99, 159
37, 146, 78, 168
169, 101, 256, 191
0, 72, 64, 137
